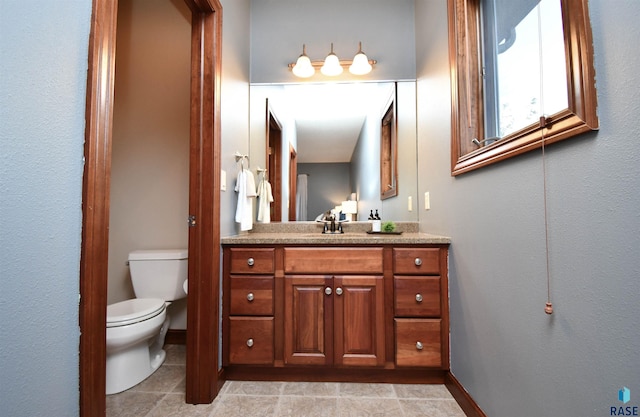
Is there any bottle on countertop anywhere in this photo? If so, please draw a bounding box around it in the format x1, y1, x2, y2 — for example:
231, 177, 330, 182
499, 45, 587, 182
371, 209, 381, 232
368, 210, 374, 220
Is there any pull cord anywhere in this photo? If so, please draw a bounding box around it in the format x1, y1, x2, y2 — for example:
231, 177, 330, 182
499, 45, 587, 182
541, 117, 553, 315
537, 5, 553, 315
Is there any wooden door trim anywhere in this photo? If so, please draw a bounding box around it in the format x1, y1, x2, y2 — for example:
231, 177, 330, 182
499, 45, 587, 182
80, 0, 222, 414
80, 1, 118, 415
266, 101, 282, 222
288, 145, 297, 221
184, 0, 223, 404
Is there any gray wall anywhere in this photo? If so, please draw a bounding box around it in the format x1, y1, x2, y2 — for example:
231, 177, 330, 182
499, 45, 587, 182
0, 1, 91, 416
250, 0, 416, 83
415, 1, 640, 416
298, 163, 352, 220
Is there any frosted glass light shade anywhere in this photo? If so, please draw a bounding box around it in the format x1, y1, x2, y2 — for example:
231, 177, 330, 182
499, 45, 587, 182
292, 48, 315, 78
321, 53, 343, 76
321, 43, 343, 76
349, 52, 372, 75
349, 42, 373, 75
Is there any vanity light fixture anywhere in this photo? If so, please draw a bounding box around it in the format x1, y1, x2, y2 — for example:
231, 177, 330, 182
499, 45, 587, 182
288, 42, 376, 78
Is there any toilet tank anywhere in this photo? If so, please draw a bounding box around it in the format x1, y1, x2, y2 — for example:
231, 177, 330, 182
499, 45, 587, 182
128, 249, 188, 301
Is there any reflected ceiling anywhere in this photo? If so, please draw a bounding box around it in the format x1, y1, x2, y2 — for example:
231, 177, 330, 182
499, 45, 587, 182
285, 83, 391, 163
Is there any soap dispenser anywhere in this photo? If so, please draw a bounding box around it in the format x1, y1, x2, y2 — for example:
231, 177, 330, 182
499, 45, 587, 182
371, 209, 381, 232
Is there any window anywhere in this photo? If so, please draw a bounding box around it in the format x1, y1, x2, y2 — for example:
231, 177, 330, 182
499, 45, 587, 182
448, 0, 598, 175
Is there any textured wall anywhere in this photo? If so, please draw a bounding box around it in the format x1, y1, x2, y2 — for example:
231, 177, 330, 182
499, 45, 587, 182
415, 0, 640, 416
0, 1, 91, 416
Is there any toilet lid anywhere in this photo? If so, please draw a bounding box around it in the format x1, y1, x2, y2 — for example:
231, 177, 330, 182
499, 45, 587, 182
106, 298, 166, 327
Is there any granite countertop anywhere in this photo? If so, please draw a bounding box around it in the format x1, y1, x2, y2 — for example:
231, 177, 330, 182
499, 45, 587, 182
221, 222, 451, 245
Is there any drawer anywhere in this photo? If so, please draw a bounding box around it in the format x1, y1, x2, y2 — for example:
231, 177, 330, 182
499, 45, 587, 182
230, 276, 274, 315
228, 317, 274, 365
395, 318, 442, 367
284, 247, 383, 274
229, 248, 275, 274
394, 276, 441, 317
393, 248, 440, 275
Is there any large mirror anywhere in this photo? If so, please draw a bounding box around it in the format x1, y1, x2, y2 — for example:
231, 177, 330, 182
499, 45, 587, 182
249, 81, 418, 223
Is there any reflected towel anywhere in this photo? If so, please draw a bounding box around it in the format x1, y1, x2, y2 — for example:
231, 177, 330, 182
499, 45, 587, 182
235, 169, 257, 231
256, 179, 274, 223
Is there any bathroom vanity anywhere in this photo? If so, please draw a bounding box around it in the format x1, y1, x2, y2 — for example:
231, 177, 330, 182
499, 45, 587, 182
221, 223, 451, 383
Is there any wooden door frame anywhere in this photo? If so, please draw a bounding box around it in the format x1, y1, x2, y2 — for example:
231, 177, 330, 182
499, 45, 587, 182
266, 100, 283, 222
288, 145, 297, 221
80, 0, 222, 415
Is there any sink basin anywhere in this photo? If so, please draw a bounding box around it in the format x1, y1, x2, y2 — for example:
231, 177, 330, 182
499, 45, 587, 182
296, 232, 350, 238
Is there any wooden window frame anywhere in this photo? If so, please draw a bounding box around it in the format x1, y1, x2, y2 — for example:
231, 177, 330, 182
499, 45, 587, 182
448, 0, 598, 176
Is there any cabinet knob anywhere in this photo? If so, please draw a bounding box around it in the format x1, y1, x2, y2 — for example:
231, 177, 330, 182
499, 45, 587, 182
414, 258, 422, 266
247, 292, 254, 302
247, 257, 255, 266
335, 287, 343, 296
416, 341, 423, 350
415, 293, 423, 303
246, 338, 254, 348
325, 287, 332, 296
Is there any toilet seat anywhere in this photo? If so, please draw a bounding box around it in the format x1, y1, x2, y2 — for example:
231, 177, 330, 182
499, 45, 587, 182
107, 298, 166, 328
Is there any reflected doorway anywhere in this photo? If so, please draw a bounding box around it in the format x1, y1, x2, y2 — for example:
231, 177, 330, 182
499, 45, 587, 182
288, 145, 297, 221
266, 100, 283, 222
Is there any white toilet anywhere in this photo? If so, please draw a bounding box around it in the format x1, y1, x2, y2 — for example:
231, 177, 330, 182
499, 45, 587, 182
106, 249, 188, 395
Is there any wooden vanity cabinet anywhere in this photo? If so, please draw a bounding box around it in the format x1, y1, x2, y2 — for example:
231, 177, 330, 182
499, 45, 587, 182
222, 243, 449, 380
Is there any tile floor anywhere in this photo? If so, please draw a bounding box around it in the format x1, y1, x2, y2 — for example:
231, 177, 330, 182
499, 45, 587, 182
106, 344, 467, 417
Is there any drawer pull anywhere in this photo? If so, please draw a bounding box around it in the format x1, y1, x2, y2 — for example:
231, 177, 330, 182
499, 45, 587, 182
414, 258, 422, 266
335, 287, 343, 296
416, 341, 424, 350
247, 257, 255, 267
246, 338, 254, 348
415, 293, 423, 303
247, 292, 254, 302
325, 287, 332, 296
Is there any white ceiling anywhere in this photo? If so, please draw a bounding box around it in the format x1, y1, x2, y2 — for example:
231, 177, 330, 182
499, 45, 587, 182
284, 83, 393, 163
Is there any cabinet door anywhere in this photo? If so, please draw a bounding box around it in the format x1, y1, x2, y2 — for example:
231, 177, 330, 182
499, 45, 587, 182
284, 275, 333, 366
334, 275, 385, 367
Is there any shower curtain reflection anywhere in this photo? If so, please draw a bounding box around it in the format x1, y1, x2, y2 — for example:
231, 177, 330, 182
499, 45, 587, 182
296, 174, 308, 221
